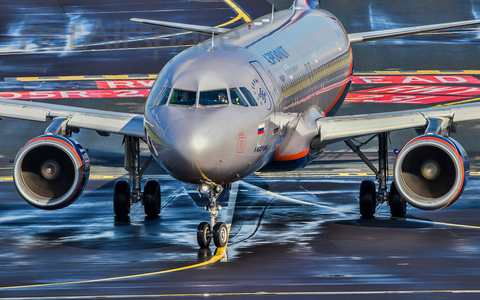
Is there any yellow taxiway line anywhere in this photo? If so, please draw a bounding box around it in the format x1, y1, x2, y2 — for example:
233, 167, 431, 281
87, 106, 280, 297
223, 0, 252, 23
430, 97, 480, 107
9, 75, 157, 81
2, 172, 480, 182
0, 247, 227, 290
2, 289, 480, 299
399, 217, 480, 230
355, 70, 480, 75
9, 70, 480, 81
2, 0, 250, 58
0, 183, 238, 291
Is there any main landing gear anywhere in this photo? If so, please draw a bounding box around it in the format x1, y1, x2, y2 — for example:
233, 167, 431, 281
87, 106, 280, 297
113, 136, 160, 218
346, 132, 406, 218
196, 184, 229, 248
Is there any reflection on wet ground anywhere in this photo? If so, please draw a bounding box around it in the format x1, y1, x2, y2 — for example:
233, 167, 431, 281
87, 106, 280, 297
2, 174, 480, 298
3, 0, 480, 298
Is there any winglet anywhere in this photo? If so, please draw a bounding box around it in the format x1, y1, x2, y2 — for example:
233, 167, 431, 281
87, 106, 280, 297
292, 0, 319, 9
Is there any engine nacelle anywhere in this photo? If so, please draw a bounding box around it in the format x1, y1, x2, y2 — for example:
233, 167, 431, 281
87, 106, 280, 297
393, 135, 469, 210
13, 134, 90, 210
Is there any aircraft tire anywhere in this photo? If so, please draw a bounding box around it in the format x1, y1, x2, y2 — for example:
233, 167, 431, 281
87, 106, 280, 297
143, 180, 161, 217
197, 222, 211, 248
113, 180, 131, 217
389, 181, 406, 217
359, 180, 376, 218
213, 222, 228, 247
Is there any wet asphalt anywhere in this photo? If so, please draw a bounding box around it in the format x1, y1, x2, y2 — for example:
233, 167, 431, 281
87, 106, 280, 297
1, 0, 480, 299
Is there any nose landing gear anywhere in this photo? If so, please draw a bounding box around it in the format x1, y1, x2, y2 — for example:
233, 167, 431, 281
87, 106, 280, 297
196, 184, 229, 248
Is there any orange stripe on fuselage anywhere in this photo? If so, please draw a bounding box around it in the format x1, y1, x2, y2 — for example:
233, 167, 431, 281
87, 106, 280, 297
274, 148, 309, 161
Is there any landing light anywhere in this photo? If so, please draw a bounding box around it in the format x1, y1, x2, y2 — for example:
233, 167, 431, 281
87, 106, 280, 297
192, 138, 205, 150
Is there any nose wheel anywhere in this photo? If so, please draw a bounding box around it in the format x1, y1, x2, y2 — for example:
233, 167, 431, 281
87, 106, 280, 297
197, 222, 212, 248
213, 222, 228, 247
196, 184, 229, 248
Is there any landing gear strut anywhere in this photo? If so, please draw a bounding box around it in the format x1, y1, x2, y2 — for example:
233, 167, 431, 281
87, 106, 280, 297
113, 136, 160, 217
196, 184, 229, 248
346, 132, 406, 218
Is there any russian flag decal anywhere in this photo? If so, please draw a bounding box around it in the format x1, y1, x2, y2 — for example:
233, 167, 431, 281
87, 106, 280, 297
258, 123, 265, 135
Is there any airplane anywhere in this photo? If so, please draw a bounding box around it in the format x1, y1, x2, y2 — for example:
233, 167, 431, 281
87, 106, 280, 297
2, 0, 480, 249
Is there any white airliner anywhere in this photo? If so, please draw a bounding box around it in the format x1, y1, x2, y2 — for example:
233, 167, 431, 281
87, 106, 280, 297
2, 0, 480, 248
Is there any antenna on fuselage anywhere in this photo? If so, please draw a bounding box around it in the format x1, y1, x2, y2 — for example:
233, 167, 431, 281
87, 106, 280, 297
211, 30, 215, 51
270, 4, 274, 24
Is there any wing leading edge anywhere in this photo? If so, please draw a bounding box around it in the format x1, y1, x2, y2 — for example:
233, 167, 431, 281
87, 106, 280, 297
316, 102, 480, 143
0, 99, 144, 138
348, 19, 480, 44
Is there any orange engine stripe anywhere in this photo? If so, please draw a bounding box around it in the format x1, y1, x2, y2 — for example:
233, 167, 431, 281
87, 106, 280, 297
26, 136, 85, 205
27, 136, 83, 168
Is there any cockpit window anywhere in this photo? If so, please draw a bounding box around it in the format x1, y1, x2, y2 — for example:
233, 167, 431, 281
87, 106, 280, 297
146, 77, 163, 108
154, 87, 171, 106
199, 89, 229, 106
230, 88, 248, 107
169, 89, 196, 106
239, 87, 258, 106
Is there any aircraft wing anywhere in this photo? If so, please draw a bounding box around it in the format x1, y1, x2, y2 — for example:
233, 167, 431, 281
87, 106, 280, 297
316, 102, 480, 143
348, 19, 480, 44
0, 99, 144, 138
130, 18, 230, 34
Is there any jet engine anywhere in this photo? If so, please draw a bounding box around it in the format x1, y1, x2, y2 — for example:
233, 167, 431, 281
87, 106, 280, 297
13, 134, 90, 210
393, 135, 469, 210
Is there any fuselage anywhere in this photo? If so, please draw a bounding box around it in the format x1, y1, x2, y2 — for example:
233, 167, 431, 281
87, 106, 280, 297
144, 7, 353, 185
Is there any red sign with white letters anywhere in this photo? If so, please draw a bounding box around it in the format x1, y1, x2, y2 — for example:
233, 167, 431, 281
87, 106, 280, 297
345, 93, 468, 104
0, 89, 150, 100
95, 80, 154, 89
352, 75, 480, 85
356, 85, 480, 96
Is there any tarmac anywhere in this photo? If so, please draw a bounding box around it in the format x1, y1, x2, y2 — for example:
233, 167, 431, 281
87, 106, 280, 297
1, 0, 480, 299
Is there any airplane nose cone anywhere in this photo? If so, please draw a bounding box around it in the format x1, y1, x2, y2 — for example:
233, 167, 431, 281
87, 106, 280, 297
160, 117, 230, 184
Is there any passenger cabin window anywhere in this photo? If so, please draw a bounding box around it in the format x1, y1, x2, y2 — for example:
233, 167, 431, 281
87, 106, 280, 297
199, 89, 229, 106
169, 89, 196, 106
230, 88, 248, 107
239, 87, 258, 106
155, 87, 171, 106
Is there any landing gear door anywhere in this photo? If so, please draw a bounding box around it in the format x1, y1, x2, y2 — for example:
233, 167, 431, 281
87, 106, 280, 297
249, 60, 277, 112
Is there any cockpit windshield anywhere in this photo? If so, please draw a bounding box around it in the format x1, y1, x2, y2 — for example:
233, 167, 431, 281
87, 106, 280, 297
239, 87, 258, 106
162, 87, 257, 108
155, 87, 171, 106
199, 89, 229, 106
230, 88, 248, 107
169, 89, 196, 106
